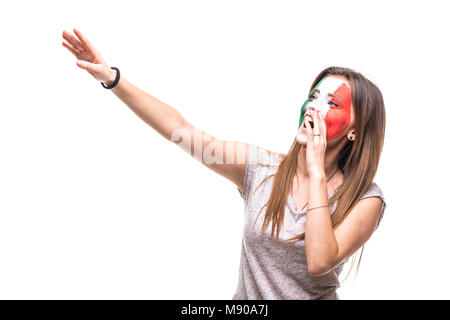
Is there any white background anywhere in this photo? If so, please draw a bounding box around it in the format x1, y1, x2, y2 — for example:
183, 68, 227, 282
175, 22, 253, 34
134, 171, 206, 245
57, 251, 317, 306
1, 0, 449, 299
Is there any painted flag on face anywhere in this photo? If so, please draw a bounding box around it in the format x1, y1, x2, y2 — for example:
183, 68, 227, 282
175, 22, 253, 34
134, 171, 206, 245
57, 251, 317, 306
297, 77, 352, 142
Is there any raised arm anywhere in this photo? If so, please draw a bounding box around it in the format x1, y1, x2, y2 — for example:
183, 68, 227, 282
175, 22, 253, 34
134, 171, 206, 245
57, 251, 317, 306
62, 28, 248, 191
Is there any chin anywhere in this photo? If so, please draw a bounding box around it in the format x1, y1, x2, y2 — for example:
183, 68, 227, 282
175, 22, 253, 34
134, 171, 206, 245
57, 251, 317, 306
296, 131, 307, 145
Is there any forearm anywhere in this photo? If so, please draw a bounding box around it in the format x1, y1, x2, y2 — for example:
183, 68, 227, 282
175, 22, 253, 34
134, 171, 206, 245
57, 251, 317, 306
107, 71, 185, 141
304, 173, 339, 275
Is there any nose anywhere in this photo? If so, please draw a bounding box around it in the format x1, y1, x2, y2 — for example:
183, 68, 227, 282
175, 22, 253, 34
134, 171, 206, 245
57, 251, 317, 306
307, 105, 325, 116
306, 106, 317, 115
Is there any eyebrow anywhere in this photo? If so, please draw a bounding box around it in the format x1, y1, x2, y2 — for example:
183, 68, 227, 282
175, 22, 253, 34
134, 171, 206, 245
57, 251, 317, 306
329, 93, 344, 105
310, 89, 344, 105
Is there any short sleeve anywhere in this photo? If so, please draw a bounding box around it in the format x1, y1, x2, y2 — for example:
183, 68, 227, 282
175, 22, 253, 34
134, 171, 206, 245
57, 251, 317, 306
360, 182, 386, 230
237, 144, 281, 202
237, 144, 256, 201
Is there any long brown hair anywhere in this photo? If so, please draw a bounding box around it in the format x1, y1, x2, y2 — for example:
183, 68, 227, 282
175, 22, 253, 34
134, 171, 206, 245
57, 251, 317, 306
254, 66, 385, 275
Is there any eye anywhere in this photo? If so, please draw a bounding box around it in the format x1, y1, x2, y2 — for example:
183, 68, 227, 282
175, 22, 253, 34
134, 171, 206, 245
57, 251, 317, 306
309, 92, 318, 100
329, 100, 340, 107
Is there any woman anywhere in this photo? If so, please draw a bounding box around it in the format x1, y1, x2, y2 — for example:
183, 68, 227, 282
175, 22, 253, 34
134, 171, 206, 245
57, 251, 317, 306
62, 28, 386, 300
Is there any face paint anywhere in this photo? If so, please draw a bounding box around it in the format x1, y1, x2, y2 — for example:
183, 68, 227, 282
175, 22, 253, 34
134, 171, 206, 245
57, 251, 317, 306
296, 77, 352, 145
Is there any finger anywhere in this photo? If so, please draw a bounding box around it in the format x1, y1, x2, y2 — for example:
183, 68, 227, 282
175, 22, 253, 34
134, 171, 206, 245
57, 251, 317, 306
62, 41, 80, 57
73, 28, 96, 52
312, 110, 320, 136
318, 111, 327, 142
62, 30, 85, 52
305, 116, 314, 143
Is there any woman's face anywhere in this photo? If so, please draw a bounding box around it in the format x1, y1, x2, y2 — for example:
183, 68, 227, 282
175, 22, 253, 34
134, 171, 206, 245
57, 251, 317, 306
296, 75, 353, 145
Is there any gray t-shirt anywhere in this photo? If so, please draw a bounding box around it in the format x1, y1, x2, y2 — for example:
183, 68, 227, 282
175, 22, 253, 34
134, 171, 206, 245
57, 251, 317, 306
233, 144, 386, 300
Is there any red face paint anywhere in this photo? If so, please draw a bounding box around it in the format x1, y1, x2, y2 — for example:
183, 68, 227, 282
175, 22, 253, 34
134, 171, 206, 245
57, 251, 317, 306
324, 82, 352, 140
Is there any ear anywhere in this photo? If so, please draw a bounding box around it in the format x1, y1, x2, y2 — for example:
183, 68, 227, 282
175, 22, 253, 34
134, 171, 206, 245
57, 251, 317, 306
347, 129, 356, 141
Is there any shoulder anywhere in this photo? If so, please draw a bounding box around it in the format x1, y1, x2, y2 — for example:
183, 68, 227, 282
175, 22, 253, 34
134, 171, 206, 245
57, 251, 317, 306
247, 144, 283, 167
359, 182, 386, 229
238, 144, 283, 201
361, 182, 385, 201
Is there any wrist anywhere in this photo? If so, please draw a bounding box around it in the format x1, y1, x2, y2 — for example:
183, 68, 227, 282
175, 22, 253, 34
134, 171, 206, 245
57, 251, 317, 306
308, 169, 326, 180
104, 68, 116, 85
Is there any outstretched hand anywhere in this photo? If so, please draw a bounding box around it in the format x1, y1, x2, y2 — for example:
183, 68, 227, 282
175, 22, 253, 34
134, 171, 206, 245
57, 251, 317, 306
61, 28, 114, 83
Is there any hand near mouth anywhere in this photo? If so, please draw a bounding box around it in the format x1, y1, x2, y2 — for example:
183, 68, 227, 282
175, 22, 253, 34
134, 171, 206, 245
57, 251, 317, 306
304, 110, 328, 177
296, 111, 320, 145
303, 114, 314, 129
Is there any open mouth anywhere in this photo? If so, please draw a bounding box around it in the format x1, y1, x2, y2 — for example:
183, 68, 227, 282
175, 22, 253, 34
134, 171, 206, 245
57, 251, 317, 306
303, 116, 314, 129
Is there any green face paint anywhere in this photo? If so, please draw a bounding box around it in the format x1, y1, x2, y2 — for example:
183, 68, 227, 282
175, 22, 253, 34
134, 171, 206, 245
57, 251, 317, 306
298, 78, 326, 129
298, 98, 311, 129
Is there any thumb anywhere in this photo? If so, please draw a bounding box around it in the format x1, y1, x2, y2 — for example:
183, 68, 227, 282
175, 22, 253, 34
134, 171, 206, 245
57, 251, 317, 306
76, 60, 99, 72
